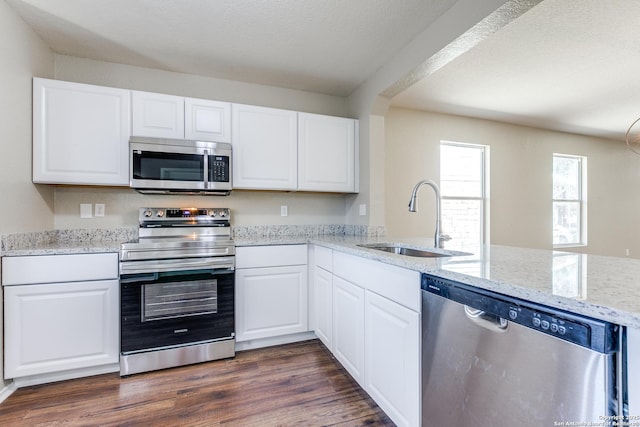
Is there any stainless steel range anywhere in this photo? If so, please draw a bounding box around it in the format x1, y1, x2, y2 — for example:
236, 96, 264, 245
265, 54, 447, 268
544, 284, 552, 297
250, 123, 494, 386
119, 207, 235, 376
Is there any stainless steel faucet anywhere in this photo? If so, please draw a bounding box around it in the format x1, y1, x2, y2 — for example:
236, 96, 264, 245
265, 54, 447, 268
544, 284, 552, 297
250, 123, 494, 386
408, 179, 451, 248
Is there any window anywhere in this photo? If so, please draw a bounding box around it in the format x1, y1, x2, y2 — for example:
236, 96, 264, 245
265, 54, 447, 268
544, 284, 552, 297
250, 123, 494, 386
440, 142, 488, 252
552, 154, 586, 246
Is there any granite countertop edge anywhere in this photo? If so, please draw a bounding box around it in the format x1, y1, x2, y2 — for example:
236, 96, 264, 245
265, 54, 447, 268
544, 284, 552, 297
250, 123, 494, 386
3, 232, 639, 329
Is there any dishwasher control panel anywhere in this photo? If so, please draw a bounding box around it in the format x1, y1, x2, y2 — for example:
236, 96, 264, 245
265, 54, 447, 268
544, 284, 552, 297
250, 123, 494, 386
421, 274, 619, 354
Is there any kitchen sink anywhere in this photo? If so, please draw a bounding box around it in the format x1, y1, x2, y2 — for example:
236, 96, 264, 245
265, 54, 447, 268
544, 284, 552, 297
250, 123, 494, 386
357, 243, 467, 258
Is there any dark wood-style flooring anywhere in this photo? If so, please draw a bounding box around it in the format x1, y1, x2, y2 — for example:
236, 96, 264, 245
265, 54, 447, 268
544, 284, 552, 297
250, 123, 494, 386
0, 339, 395, 426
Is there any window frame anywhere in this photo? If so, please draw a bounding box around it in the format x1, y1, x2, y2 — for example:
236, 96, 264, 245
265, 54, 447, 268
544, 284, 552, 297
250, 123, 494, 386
552, 153, 587, 248
439, 141, 489, 249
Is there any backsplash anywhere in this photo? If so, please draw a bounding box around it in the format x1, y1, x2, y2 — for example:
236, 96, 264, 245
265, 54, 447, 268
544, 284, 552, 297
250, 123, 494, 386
231, 224, 386, 239
1, 225, 385, 254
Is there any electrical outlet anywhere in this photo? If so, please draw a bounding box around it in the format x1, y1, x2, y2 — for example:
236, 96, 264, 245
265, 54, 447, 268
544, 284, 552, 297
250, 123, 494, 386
359, 204, 367, 216
80, 203, 92, 218
281, 205, 288, 217
95, 203, 105, 217
626, 248, 630, 257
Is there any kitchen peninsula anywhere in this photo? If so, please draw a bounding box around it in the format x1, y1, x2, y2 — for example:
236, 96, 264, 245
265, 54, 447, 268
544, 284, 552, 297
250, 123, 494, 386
3, 228, 639, 328
2, 227, 640, 426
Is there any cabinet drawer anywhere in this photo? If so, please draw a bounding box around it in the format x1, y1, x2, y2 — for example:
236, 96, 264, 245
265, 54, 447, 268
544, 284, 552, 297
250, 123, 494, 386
236, 245, 307, 269
333, 251, 420, 312
2, 253, 119, 286
314, 245, 333, 271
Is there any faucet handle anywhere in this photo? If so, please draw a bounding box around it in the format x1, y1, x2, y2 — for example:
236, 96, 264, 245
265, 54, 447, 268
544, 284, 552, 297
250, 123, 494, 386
440, 234, 452, 242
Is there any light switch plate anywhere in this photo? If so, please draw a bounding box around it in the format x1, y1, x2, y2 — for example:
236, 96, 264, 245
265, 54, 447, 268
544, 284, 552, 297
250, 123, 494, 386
359, 204, 367, 216
80, 203, 92, 218
281, 205, 288, 217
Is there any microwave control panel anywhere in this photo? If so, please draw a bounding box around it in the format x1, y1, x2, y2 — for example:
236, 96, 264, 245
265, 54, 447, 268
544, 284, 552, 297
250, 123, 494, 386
210, 155, 230, 182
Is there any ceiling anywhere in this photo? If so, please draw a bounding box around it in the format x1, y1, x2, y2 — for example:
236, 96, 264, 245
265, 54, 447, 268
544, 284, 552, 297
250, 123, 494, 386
6, 0, 639, 141
391, 0, 640, 141
5, 0, 457, 96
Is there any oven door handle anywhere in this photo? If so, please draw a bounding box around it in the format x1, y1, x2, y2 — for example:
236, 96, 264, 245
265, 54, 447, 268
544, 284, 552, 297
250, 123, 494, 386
120, 256, 235, 275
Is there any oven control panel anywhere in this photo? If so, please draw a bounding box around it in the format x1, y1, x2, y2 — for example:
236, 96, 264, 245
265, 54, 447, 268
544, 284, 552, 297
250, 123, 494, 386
139, 207, 230, 223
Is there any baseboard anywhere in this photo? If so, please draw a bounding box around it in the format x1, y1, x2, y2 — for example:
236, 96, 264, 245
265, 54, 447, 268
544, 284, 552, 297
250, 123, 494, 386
235, 331, 317, 352
0, 381, 17, 404
12, 363, 120, 388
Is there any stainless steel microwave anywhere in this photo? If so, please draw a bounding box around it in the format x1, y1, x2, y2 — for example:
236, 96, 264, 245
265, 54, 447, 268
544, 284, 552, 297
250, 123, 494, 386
129, 137, 232, 195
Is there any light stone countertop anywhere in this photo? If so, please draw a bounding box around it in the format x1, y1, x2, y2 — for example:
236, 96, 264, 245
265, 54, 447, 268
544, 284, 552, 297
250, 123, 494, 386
4, 229, 640, 329
0, 228, 135, 256
236, 235, 640, 329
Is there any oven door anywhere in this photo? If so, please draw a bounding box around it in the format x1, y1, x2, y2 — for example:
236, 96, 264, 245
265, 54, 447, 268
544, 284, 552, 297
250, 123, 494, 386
120, 267, 234, 353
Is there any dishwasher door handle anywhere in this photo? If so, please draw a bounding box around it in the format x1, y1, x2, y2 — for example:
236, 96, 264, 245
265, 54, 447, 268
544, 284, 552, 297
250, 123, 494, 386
464, 305, 509, 332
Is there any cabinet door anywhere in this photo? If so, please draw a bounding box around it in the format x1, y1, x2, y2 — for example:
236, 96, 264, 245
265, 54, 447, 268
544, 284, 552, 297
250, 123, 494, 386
364, 291, 420, 427
332, 276, 365, 385
232, 104, 297, 190
132, 90, 184, 138
185, 98, 231, 142
313, 266, 333, 349
235, 265, 308, 342
32, 78, 131, 185
298, 112, 357, 192
4, 280, 119, 379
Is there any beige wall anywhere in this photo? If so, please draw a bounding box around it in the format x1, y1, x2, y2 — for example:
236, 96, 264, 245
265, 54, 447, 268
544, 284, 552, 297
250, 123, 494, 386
385, 107, 640, 258
53, 187, 348, 229
0, 0, 54, 389
0, 0, 54, 235
52, 55, 354, 229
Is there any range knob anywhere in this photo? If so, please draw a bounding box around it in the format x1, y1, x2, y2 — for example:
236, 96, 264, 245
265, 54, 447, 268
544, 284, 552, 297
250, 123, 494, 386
219, 210, 228, 218
156, 210, 165, 218
143, 209, 153, 218
207, 209, 217, 217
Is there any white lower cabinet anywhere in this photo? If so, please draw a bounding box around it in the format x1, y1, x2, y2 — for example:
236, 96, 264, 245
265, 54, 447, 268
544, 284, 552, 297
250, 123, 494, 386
332, 276, 365, 386
311, 245, 421, 427
4, 280, 119, 379
365, 291, 420, 427
235, 265, 308, 341
2, 253, 120, 381
313, 265, 333, 349
235, 245, 308, 343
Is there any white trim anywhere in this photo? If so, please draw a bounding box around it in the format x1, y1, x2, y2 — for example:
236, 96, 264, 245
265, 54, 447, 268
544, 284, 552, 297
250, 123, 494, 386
12, 364, 119, 388
0, 381, 17, 405
235, 332, 316, 352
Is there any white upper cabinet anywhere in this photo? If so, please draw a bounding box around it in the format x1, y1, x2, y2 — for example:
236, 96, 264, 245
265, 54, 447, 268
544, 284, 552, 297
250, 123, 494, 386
232, 104, 298, 190
131, 90, 185, 139
32, 78, 131, 186
185, 98, 231, 142
132, 91, 232, 142
298, 113, 357, 193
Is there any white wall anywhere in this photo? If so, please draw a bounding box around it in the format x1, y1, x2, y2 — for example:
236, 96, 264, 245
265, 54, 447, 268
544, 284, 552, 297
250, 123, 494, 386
385, 107, 640, 258
0, 0, 54, 235
52, 55, 352, 229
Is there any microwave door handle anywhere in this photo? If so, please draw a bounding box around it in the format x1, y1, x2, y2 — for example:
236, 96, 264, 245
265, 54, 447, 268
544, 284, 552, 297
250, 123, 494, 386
204, 149, 209, 187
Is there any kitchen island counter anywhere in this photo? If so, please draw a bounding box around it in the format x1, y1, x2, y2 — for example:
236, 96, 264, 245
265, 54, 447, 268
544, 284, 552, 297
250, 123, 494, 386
237, 235, 640, 329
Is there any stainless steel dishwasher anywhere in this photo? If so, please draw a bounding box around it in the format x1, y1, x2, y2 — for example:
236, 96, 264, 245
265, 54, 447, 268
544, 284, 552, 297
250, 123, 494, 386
421, 274, 622, 427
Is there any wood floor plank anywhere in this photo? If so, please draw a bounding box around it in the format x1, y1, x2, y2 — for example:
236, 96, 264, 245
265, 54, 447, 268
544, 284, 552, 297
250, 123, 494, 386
0, 339, 395, 426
